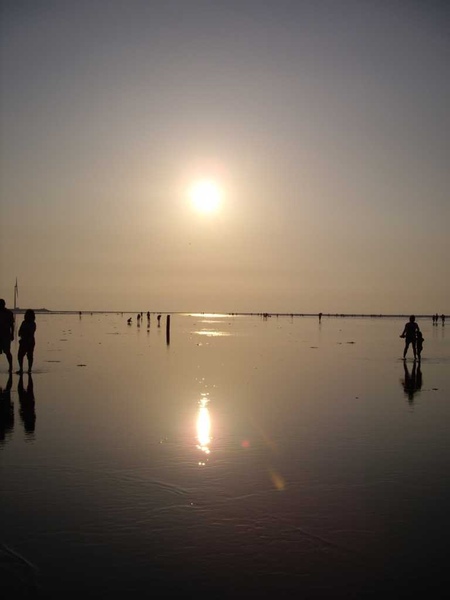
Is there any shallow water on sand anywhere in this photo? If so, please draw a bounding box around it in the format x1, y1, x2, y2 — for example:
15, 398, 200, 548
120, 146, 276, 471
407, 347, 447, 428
1, 314, 449, 597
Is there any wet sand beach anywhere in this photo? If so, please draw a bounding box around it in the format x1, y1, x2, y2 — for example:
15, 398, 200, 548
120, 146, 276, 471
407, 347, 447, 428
1, 314, 449, 597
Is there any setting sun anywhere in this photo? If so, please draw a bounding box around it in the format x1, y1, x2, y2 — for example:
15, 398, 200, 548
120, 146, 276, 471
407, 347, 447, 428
189, 180, 222, 214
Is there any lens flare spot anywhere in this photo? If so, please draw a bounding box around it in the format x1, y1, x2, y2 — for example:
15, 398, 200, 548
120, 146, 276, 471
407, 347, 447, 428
269, 468, 285, 491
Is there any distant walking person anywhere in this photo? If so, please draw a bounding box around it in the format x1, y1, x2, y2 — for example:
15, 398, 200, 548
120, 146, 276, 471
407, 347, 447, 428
318, 312, 322, 323
17, 309, 36, 374
416, 330, 424, 361
0, 299, 14, 372
441, 314, 446, 325
400, 315, 420, 360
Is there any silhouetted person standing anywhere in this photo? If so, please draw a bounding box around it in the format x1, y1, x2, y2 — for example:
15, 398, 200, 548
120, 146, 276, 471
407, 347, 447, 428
17, 309, 36, 374
0, 299, 14, 372
318, 312, 322, 323
442, 314, 446, 325
400, 315, 420, 360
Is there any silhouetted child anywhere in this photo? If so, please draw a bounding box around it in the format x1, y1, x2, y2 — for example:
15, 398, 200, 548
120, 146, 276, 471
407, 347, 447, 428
416, 330, 424, 360
17, 309, 36, 374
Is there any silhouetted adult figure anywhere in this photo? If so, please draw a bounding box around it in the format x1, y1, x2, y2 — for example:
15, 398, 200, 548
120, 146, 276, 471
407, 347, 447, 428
318, 312, 322, 323
0, 299, 14, 373
157, 314, 162, 327
400, 315, 420, 360
17, 309, 36, 374
442, 314, 446, 325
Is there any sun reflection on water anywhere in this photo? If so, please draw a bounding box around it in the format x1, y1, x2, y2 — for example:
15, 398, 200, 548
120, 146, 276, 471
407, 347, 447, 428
196, 394, 211, 465
194, 330, 231, 337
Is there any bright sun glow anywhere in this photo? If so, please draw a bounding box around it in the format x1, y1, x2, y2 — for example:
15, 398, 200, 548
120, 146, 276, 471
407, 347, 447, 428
196, 395, 211, 462
189, 180, 222, 214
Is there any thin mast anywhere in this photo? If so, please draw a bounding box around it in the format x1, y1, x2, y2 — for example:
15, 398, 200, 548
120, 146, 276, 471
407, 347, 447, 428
14, 278, 18, 310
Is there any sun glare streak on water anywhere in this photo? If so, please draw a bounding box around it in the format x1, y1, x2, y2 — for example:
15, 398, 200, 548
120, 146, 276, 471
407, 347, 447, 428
194, 330, 231, 337
186, 313, 240, 318
196, 394, 211, 465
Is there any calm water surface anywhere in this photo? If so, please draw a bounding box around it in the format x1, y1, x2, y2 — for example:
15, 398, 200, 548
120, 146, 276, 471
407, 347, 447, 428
1, 314, 449, 597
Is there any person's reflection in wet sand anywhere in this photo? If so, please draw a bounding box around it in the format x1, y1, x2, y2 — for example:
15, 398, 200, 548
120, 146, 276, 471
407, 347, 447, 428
0, 373, 14, 443
18, 373, 36, 438
401, 360, 423, 405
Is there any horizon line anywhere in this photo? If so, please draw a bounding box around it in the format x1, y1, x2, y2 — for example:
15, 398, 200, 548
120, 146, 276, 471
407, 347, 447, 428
10, 308, 447, 318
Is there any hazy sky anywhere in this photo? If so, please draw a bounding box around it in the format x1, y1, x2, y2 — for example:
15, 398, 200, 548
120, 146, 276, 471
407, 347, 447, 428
1, 0, 449, 313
